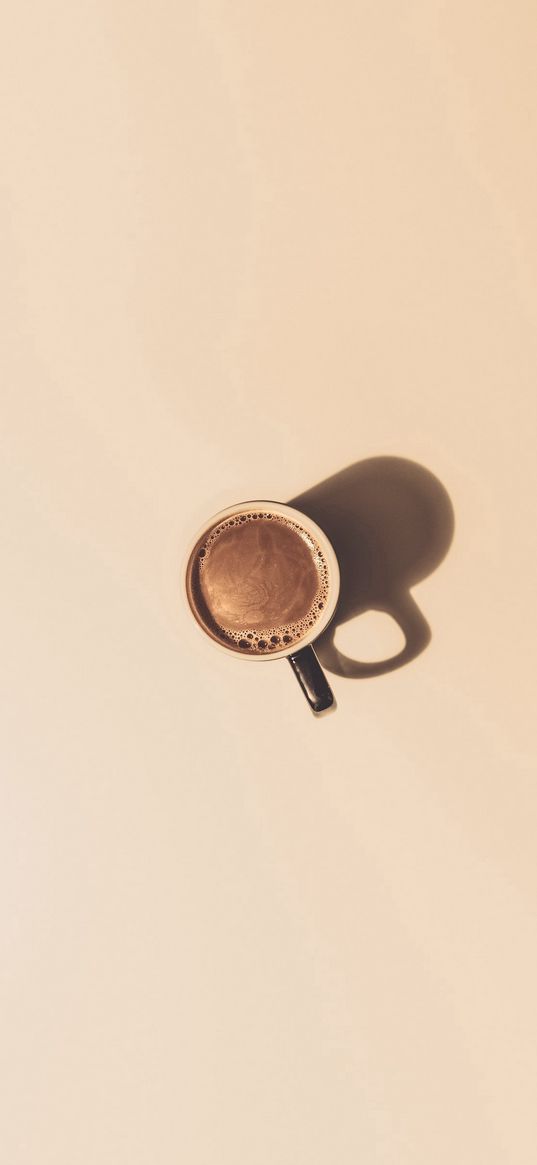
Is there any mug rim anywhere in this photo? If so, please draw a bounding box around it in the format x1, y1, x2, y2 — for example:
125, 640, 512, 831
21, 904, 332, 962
183, 499, 340, 661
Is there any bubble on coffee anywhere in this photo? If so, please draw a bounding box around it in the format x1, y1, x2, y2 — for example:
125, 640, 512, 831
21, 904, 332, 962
187, 511, 330, 654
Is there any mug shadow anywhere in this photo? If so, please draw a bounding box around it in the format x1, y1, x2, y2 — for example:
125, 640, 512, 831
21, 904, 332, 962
288, 457, 455, 678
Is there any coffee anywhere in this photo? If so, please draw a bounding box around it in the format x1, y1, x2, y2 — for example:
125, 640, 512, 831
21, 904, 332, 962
186, 510, 330, 654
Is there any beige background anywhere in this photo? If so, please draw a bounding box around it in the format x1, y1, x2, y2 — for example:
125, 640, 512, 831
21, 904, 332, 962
2, 2, 537, 1162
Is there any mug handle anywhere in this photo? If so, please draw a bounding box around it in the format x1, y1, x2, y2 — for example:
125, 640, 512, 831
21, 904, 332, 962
288, 645, 335, 714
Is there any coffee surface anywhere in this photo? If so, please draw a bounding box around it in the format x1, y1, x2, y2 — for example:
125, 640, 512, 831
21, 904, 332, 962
187, 511, 330, 653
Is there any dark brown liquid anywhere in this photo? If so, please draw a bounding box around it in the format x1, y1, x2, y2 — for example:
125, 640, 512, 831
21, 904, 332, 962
186, 511, 330, 653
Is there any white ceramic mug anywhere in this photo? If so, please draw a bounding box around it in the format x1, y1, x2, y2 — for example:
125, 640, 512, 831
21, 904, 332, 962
184, 500, 340, 712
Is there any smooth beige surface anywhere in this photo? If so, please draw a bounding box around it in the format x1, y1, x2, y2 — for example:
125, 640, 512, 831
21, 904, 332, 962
2, 3, 537, 1162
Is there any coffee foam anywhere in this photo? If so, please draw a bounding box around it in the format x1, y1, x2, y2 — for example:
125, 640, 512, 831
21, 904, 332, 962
187, 511, 330, 654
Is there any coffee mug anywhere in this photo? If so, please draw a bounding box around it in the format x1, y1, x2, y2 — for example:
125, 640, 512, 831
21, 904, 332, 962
184, 501, 340, 712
